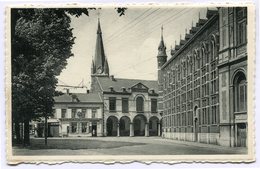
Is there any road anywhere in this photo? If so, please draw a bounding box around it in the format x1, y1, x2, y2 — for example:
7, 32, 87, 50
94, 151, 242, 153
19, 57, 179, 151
13, 136, 247, 156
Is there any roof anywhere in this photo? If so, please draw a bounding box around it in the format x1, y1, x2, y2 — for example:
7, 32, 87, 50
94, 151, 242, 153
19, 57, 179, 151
54, 92, 102, 103
162, 9, 218, 69
96, 76, 158, 93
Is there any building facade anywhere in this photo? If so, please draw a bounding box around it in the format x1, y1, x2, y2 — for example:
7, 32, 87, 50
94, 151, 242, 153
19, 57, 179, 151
157, 7, 247, 147
90, 19, 161, 137
35, 92, 104, 137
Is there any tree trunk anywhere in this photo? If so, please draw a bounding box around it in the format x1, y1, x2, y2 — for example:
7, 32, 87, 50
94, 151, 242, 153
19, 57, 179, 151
23, 118, 30, 146
44, 113, 48, 145
14, 120, 21, 144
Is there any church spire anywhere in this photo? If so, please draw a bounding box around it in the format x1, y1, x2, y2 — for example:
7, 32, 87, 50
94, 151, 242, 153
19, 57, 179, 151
92, 18, 109, 76
158, 25, 165, 50
157, 25, 167, 68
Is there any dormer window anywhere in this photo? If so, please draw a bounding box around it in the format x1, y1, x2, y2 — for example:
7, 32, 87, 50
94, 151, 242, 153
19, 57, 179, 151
72, 94, 79, 102
109, 86, 114, 92
121, 87, 127, 92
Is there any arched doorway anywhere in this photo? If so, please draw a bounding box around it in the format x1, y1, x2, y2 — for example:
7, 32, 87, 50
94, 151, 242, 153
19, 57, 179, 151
149, 116, 159, 136
119, 116, 131, 136
233, 71, 247, 147
194, 106, 199, 142
106, 116, 118, 136
133, 114, 147, 136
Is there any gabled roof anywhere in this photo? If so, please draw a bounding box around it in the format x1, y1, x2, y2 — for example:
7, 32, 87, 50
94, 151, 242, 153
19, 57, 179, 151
131, 82, 149, 89
54, 93, 102, 103
95, 76, 158, 93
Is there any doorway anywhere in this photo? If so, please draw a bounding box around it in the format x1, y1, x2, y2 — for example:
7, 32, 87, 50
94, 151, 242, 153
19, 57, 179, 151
237, 123, 247, 147
194, 106, 199, 142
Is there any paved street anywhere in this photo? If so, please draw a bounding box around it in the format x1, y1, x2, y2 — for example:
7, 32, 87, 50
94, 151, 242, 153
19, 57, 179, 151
13, 137, 247, 156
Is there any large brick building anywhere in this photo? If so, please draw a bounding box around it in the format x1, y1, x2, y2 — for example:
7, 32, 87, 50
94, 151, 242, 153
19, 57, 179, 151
157, 7, 247, 147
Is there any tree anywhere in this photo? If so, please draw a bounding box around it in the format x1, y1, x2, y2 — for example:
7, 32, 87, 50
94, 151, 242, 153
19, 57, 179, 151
11, 7, 127, 146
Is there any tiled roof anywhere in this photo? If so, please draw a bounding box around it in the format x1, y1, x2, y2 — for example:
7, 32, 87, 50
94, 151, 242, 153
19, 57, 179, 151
54, 93, 102, 103
96, 76, 158, 93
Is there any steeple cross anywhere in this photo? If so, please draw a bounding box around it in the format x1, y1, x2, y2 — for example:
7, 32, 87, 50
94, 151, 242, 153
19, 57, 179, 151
161, 25, 164, 40
97, 8, 101, 19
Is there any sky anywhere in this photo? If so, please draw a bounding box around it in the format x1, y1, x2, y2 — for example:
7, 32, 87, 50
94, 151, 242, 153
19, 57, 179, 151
57, 7, 211, 92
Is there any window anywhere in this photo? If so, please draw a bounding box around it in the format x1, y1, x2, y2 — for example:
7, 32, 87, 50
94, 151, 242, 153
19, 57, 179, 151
222, 8, 228, 47
71, 122, 77, 133
122, 98, 129, 113
109, 97, 116, 112
210, 40, 216, 61
238, 80, 247, 111
178, 66, 181, 81
151, 99, 157, 113
136, 97, 144, 113
189, 60, 193, 74
212, 106, 217, 124
181, 113, 186, 126
202, 108, 207, 124
237, 21, 247, 45
187, 111, 193, 126
201, 48, 205, 66
82, 122, 87, 133
236, 7, 247, 45
61, 109, 67, 118
52, 109, 56, 118
92, 109, 96, 118
72, 108, 76, 118
82, 108, 86, 118
234, 73, 247, 112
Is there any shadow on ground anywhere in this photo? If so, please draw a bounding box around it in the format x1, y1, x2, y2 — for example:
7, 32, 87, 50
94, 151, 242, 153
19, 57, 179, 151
14, 138, 146, 150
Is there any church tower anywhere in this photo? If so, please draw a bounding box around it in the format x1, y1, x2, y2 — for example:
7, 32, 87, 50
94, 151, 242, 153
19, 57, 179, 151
157, 26, 167, 69
91, 18, 110, 76
157, 26, 167, 121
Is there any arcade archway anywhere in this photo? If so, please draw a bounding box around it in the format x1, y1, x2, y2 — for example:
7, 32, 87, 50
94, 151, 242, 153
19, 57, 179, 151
149, 116, 159, 136
106, 116, 118, 136
133, 114, 147, 136
119, 116, 131, 136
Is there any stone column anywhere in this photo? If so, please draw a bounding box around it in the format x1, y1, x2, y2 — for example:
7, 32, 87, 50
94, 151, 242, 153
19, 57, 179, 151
246, 123, 248, 147
235, 123, 238, 147
145, 123, 149, 137
86, 122, 89, 133
69, 123, 72, 135
117, 123, 120, 137
130, 123, 134, 137
157, 123, 161, 136
78, 122, 82, 134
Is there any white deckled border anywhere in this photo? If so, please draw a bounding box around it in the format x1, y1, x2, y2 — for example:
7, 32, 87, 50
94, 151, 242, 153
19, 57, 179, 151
5, 2, 256, 164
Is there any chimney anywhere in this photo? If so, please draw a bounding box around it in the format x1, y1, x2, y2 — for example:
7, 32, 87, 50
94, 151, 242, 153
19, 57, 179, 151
110, 75, 115, 81
109, 86, 114, 92
121, 87, 126, 92
150, 89, 155, 94
66, 89, 70, 94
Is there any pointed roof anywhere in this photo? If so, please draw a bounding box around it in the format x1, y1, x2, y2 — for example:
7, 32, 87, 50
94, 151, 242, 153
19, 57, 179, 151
103, 59, 109, 75
97, 18, 102, 34
92, 18, 109, 76
94, 18, 106, 73
157, 25, 167, 57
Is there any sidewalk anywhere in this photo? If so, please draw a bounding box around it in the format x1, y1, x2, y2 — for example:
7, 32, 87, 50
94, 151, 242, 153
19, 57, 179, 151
153, 137, 247, 154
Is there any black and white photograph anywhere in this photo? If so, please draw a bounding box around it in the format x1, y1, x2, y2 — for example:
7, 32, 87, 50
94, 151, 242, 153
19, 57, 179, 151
6, 4, 255, 163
